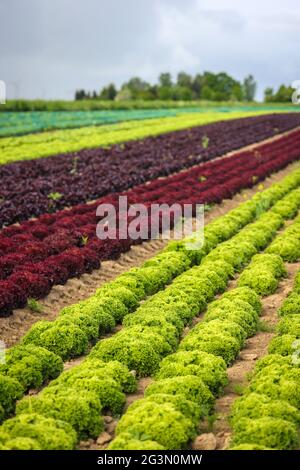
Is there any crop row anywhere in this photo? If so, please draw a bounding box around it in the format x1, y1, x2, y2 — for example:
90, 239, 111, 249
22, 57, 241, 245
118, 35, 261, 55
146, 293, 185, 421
0, 186, 282, 424
230, 264, 300, 450
1, 134, 300, 316
2, 128, 299, 245
0, 191, 297, 449
0, 108, 218, 138
109, 213, 299, 449
0, 175, 297, 416
0, 111, 277, 165
2, 114, 300, 226
0, 179, 300, 448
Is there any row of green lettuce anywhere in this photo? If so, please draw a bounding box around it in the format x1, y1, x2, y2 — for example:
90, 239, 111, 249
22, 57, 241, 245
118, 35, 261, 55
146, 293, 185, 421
0, 170, 299, 424
0, 111, 267, 165
0, 179, 300, 449
230, 262, 300, 450
108, 206, 300, 450
0, 108, 221, 138
2, 106, 296, 138
3, 190, 299, 450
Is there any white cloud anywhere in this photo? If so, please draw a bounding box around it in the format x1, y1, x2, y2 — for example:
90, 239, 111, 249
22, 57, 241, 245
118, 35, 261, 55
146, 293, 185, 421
0, 0, 300, 100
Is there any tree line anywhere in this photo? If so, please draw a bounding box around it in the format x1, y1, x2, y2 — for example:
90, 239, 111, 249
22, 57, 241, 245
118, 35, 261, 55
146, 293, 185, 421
264, 85, 295, 103
75, 72, 257, 102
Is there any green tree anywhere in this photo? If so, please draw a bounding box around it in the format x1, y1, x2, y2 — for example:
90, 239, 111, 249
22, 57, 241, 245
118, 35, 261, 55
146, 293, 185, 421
177, 72, 193, 89
201, 85, 214, 100
74, 70, 257, 103
148, 85, 158, 100
158, 73, 173, 88
115, 87, 132, 101
232, 84, 243, 101
243, 75, 257, 101
158, 86, 173, 100
264, 87, 274, 102
200, 72, 242, 101
99, 83, 117, 100
122, 77, 150, 99
275, 84, 293, 102
75, 89, 86, 100
264, 84, 293, 103
192, 74, 203, 97
172, 86, 193, 101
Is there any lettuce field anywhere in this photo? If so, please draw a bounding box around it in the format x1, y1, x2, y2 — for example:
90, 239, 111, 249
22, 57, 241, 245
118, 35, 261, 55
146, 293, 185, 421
1, 108, 300, 452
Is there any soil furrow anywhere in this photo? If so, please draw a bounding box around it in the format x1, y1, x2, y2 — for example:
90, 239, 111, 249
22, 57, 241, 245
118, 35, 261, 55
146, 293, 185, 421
196, 261, 300, 450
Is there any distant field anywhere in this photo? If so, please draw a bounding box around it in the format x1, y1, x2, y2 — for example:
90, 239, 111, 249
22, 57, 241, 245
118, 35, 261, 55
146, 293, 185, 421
0, 108, 201, 137
1, 105, 300, 451
0, 110, 276, 164
1, 98, 299, 113
0, 104, 299, 137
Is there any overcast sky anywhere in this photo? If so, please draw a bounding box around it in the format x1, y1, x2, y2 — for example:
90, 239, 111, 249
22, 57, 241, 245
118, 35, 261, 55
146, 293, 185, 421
1, 0, 300, 101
